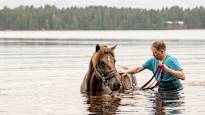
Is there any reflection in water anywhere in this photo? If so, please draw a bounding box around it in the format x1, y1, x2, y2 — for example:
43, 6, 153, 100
84, 94, 121, 114
152, 90, 185, 115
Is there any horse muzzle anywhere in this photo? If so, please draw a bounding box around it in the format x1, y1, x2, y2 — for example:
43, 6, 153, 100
112, 81, 121, 91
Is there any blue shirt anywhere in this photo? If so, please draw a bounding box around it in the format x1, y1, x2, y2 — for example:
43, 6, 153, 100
143, 54, 183, 91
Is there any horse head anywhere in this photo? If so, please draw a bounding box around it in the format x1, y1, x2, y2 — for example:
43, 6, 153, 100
85, 44, 122, 94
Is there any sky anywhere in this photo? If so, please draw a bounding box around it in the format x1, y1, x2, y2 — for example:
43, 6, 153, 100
0, 0, 205, 9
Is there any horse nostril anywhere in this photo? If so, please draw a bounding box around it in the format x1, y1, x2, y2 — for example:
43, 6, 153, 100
113, 83, 120, 91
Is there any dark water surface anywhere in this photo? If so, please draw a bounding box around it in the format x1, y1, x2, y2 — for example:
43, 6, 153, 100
0, 38, 205, 115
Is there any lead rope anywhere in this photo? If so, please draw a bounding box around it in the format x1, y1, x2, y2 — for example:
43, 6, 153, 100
140, 65, 164, 90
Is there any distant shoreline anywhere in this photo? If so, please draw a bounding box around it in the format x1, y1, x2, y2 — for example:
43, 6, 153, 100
0, 30, 204, 40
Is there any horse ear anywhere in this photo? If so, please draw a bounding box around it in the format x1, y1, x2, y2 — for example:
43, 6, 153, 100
111, 44, 117, 50
96, 44, 101, 52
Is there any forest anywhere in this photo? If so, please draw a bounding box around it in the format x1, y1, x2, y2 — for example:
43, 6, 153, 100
0, 5, 205, 30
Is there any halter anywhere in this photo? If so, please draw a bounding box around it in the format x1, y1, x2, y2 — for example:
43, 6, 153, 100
140, 65, 164, 90
94, 64, 118, 86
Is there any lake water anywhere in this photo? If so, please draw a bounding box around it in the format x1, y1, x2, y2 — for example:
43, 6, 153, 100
0, 31, 205, 115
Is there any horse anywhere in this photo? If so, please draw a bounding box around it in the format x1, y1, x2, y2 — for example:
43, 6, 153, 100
80, 44, 137, 95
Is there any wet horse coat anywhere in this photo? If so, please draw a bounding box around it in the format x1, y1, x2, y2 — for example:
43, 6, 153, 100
80, 44, 137, 95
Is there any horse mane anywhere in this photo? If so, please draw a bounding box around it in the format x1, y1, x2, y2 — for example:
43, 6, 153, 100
91, 45, 115, 67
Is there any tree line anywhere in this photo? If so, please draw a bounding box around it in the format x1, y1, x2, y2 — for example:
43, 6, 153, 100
0, 5, 205, 30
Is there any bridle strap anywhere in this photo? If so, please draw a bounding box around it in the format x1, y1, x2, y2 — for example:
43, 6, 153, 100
140, 66, 161, 89
104, 70, 118, 80
94, 64, 118, 86
94, 69, 107, 84
140, 65, 164, 90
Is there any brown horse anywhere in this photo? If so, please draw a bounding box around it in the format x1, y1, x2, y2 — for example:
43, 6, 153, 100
80, 44, 137, 95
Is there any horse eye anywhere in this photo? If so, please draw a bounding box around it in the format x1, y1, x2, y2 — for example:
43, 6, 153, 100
100, 61, 105, 65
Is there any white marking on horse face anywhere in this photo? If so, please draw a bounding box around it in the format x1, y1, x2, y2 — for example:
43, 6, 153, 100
108, 55, 111, 62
